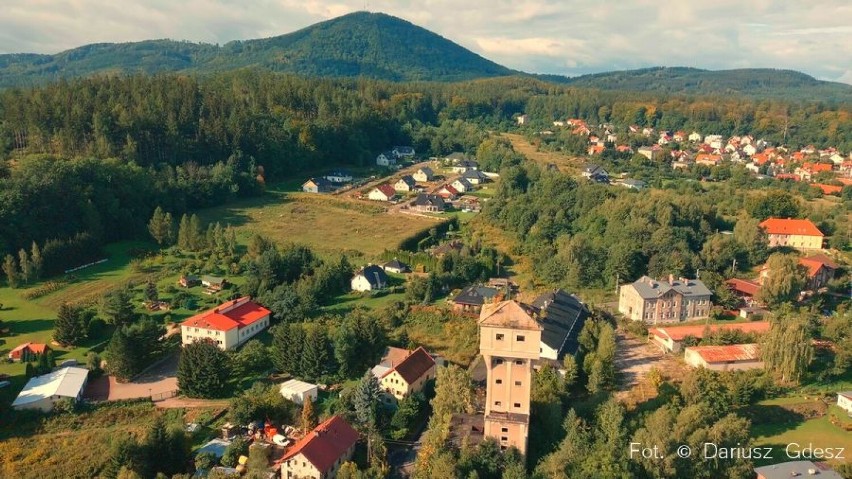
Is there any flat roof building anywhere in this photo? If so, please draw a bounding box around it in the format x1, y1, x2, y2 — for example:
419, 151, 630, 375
12, 366, 89, 412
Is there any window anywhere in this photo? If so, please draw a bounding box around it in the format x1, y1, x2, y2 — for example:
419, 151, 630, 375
514, 381, 522, 386
496, 333, 504, 341
516, 335, 525, 342
495, 358, 504, 365
514, 402, 521, 408
501, 427, 509, 433
515, 359, 523, 365
501, 436, 508, 442
494, 401, 502, 406
496, 379, 503, 384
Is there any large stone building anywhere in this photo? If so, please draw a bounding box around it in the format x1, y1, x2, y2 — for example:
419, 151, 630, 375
479, 300, 542, 455
180, 297, 271, 351
759, 217, 824, 250
619, 275, 712, 324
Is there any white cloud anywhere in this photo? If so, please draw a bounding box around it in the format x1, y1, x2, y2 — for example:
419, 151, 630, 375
0, 0, 848, 82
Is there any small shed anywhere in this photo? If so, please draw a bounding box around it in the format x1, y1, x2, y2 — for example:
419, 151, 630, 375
279, 379, 319, 405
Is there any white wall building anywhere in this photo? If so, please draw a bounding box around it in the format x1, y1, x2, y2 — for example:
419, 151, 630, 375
12, 366, 89, 412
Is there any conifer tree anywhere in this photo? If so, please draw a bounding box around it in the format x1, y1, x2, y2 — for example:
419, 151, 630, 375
30, 241, 43, 280
177, 214, 191, 250
18, 248, 32, 284
54, 302, 87, 346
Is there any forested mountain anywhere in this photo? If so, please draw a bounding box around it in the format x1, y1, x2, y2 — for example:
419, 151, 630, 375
0, 12, 513, 87
1, 12, 849, 103
546, 67, 852, 103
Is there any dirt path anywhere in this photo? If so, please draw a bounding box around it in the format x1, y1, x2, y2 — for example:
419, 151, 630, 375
614, 332, 665, 390
155, 397, 230, 409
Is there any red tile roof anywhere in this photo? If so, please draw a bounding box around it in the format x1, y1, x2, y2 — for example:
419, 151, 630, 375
814, 184, 842, 195
383, 346, 436, 384
801, 162, 833, 173
759, 218, 824, 237
725, 278, 761, 296
375, 184, 396, 198
8, 342, 49, 359
280, 416, 358, 473
686, 343, 760, 363
799, 254, 837, 277
650, 321, 770, 342
181, 297, 270, 332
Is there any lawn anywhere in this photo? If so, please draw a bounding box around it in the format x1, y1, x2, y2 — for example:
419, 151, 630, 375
750, 397, 852, 467
197, 191, 441, 258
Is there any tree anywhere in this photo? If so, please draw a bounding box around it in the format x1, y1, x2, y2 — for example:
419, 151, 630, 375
762, 308, 813, 384
270, 323, 305, 374
732, 214, 768, 265
148, 206, 173, 246
144, 279, 158, 303
178, 339, 231, 398
100, 287, 135, 325
300, 395, 317, 434
195, 452, 218, 472
756, 253, 807, 307
746, 190, 800, 220
353, 370, 382, 431
18, 248, 32, 284
145, 415, 189, 477
104, 319, 164, 381
86, 351, 102, 372
189, 214, 205, 251
30, 241, 43, 281
562, 354, 579, 390
301, 326, 330, 381
236, 339, 270, 374
54, 302, 87, 346
221, 436, 248, 468
177, 214, 191, 250
3, 254, 19, 288
431, 364, 475, 419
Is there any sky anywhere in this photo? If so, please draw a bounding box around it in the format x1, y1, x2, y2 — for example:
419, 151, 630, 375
1, 0, 851, 84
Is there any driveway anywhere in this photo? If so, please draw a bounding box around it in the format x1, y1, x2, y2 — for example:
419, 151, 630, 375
85, 352, 179, 401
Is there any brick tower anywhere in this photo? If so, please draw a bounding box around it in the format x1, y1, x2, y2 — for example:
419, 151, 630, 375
478, 300, 542, 455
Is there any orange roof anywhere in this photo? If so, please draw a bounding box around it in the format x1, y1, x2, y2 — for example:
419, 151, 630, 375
759, 218, 823, 237
650, 321, 770, 342
374, 184, 396, 198
814, 184, 842, 195
9, 342, 49, 355
687, 344, 760, 363
799, 254, 837, 277
725, 278, 761, 296
696, 153, 722, 164
588, 145, 605, 154
181, 297, 270, 331
837, 178, 852, 186
752, 153, 770, 165
802, 162, 833, 173
382, 346, 435, 384
279, 416, 358, 473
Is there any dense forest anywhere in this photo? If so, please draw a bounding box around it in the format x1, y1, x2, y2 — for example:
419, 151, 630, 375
0, 70, 849, 262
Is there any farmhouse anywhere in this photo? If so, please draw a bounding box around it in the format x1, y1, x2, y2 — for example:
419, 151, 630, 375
8, 342, 50, 362
12, 366, 89, 412
619, 275, 712, 323
837, 391, 852, 415
452, 285, 499, 313
376, 151, 397, 167
279, 379, 319, 405
759, 218, 824, 250
367, 184, 397, 202
394, 175, 417, 192
181, 297, 271, 351
376, 346, 437, 403
412, 193, 446, 213
648, 321, 771, 353
278, 416, 358, 479
413, 166, 435, 182
382, 258, 410, 274
683, 344, 763, 371
302, 177, 333, 193
351, 264, 388, 292
201, 275, 227, 291
532, 289, 589, 361
451, 178, 474, 193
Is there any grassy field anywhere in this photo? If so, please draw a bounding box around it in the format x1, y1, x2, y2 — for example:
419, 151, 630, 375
0, 401, 223, 479
750, 397, 852, 467
502, 132, 586, 175
198, 191, 441, 258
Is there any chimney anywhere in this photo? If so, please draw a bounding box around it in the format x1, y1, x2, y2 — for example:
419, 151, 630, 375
668, 274, 674, 285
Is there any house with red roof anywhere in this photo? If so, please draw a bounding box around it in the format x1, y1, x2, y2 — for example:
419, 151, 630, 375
796, 162, 834, 181
180, 296, 271, 350
8, 342, 50, 362
587, 145, 605, 155
814, 184, 843, 195
725, 278, 762, 303
434, 184, 460, 200
377, 346, 436, 403
367, 184, 397, 202
684, 344, 763, 371
759, 254, 837, 291
649, 321, 770, 353
278, 415, 358, 479
759, 218, 824, 250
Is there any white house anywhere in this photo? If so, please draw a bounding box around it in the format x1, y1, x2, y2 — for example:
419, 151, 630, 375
376, 151, 397, 167
12, 366, 89, 412
351, 265, 388, 292
451, 178, 473, 193
688, 131, 702, 142
181, 297, 271, 351
324, 170, 354, 183
279, 379, 319, 405
413, 167, 435, 183
393, 146, 415, 158
394, 175, 417, 192
838, 392, 852, 415
368, 184, 397, 201
743, 144, 757, 156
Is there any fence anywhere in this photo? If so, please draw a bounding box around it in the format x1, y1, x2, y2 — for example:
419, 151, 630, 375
151, 389, 178, 402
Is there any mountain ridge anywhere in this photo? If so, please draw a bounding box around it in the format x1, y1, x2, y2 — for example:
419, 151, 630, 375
0, 11, 849, 102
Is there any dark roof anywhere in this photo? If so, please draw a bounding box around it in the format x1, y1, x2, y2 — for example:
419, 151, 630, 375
754, 461, 842, 479
453, 178, 473, 189
382, 259, 410, 271
414, 194, 446, 209
462, 169, 488, 180
432, 240, 464, 256
629, 276, 712, 299
453, 285, 499, 306
386, 346, 436, 384
532, 289, 589, 357
279, 416, 359, 474
305, 177, 332, 187
357, 265, 388, 288
397, 175, 416, 187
